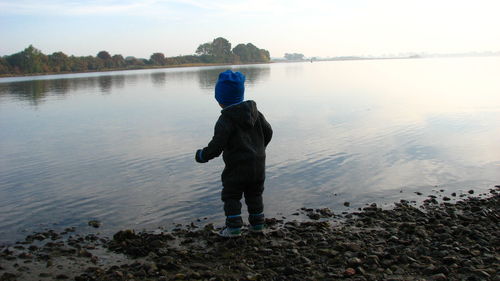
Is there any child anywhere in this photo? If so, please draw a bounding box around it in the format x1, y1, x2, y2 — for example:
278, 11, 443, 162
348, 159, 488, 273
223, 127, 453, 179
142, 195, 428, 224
195, 70, 273, 237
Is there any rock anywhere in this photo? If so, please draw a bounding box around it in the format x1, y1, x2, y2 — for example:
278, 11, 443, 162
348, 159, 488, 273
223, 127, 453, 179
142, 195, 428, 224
344, 267, 356, 276
1, 273, 17, 281
431, 273, 447, 280
246, 273, 261, 280
174, 273, 186, 279
366, 255, 380, 266
300, 256, 312, 265
283, 266, 299, 275
468, 189, 474, 194
150, 239, 165, 248
348, 257, 362, 266
190, 263, 210, 270
78, 249, 92, 257
344, 202, 350, 207
318, 208, 334, 217
18, 252, 33, 259
112, 229, 137, 241
307, 213, 320, 220
88, 220, 101, 228
473, 270, 491, 278
356, 266, 366, 275
318, 248, 339, 257
340, 242, 362, 252
423, 264, 438, 274
64, 227, 75, 232
16, 266, 30, 272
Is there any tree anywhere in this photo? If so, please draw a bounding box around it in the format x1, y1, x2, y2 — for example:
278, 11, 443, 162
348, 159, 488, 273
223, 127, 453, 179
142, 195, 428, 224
232, 43, 271, 63
97, 51, 111, 60
232, 44, 250, 62
211, 37, 232, 60
97, 50, 115, 68
150, 53, 167, 65
0, 57, 11, 74
86, 56, 104, 70
259, 49, 271, 62
97, 51, 117, 68
195, 43, 213, 56
48, 52, 70, 72
69, 55, 87, 72
7, 45, 48, 74
195, 37, 233, 63
112, 54, 125, 68
125, 56, 146, 66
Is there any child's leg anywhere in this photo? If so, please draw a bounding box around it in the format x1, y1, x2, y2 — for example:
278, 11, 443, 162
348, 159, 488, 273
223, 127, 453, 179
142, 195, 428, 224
221, 185, 244, 228
244, 182, 265, 226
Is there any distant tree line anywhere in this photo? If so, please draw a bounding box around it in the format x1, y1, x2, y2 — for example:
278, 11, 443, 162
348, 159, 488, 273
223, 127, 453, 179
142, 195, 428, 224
284, 53, 305, 60
0, 37, 271, 76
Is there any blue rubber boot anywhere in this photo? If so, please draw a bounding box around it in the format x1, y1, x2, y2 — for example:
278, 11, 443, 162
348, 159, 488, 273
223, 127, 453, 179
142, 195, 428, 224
249, 213, 265, 233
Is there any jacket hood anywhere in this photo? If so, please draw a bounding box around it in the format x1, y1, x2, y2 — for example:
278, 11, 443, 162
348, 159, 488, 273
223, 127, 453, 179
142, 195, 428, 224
221, 100, 259, 128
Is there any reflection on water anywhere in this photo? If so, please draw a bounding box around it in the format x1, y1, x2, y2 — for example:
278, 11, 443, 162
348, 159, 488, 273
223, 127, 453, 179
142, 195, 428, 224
197, 66, 270, 89
0, 65, 271, 105
0, 59, 499, 243
151, 72, 167, 87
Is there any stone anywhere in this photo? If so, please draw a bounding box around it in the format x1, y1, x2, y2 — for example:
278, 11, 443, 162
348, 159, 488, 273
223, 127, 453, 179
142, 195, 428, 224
174, 273, 186, 279
88, 220, 101, 228
348, 257, 362, 266
431, 273, 447, 280
344, 267, 356, 276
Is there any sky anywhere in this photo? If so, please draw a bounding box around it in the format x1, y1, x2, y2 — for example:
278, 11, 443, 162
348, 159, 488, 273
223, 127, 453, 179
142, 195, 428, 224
1, 0, 500, 59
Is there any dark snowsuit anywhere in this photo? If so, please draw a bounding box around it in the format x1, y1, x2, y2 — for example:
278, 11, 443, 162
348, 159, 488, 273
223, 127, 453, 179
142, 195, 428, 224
195, 100, 273, 228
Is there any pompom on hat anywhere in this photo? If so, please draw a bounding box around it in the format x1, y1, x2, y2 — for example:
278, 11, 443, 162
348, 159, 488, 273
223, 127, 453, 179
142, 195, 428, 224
215, 70, 245, 106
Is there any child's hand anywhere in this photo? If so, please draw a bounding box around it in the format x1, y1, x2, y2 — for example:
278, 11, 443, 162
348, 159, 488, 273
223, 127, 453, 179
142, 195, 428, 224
195, 149, 208, 163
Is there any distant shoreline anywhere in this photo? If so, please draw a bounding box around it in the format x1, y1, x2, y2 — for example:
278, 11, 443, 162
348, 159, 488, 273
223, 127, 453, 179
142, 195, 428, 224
2, 54, 499, 79
0, 62, 272, 79
274, 53, 500, 63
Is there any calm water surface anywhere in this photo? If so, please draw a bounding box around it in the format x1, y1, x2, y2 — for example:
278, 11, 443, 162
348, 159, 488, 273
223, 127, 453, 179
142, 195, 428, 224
1, 58, 499, 242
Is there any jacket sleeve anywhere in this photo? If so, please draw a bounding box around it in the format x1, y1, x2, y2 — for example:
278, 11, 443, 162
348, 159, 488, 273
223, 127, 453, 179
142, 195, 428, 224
259, 112, 273, 147
197, 117, 231, 163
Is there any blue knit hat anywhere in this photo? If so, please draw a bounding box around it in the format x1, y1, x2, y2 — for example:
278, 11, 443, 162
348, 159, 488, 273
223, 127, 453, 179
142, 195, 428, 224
215, 70, 245, 106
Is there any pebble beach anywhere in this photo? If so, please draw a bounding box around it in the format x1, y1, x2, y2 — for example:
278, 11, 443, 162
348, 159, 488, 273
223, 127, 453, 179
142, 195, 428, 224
1, 186, 498, 281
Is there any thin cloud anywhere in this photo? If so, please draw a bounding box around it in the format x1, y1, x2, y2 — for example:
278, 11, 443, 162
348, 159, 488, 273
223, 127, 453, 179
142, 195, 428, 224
172, 0, 336, 15
0, 0, 336, 16
0, 0, 168, 15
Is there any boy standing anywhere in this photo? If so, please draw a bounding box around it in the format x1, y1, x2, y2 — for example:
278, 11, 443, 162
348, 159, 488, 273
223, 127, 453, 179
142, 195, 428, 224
195, 70, 273, 237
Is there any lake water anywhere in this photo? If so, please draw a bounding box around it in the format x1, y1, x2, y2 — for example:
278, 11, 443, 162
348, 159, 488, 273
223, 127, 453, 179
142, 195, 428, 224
1, 58, 499, 243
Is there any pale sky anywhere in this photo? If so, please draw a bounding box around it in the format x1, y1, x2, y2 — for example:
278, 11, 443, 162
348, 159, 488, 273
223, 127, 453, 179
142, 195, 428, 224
1, 0, 499, 58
